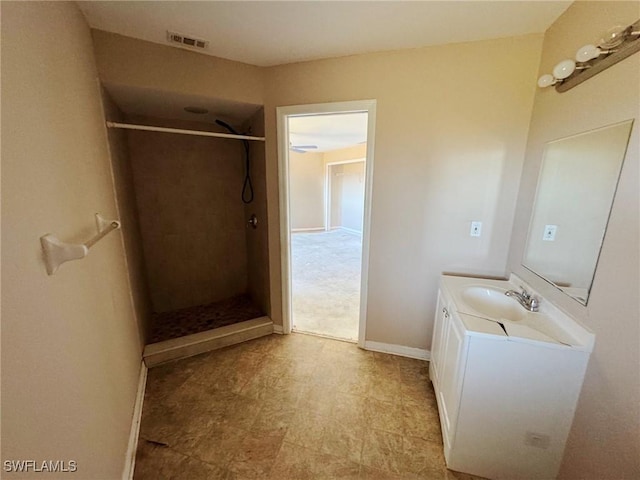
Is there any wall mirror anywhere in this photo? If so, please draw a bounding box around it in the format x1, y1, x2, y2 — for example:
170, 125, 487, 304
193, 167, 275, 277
523, 119, 634, 305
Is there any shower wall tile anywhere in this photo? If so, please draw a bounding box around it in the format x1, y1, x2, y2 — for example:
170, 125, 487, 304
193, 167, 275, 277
244, 108, 271, 316
127, 115, 249, 313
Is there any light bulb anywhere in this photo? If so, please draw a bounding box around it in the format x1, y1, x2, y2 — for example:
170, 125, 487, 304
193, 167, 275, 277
599, 25, 627, 48
576, 44, 601, 62
553, 59, 576, 80
537, 74, 556, 88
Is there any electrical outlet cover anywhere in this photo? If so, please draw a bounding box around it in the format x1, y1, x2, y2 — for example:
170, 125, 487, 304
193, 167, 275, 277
543, 224, 557, 241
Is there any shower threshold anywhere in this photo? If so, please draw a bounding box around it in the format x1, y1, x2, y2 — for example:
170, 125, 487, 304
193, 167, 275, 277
144, 294, 272, 367
143, 317, 273, 367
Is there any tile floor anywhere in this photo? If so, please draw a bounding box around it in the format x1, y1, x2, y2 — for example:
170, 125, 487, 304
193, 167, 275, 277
134, 333, 484, 479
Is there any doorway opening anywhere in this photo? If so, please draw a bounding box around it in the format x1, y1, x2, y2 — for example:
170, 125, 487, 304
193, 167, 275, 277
277, 101, 376, 346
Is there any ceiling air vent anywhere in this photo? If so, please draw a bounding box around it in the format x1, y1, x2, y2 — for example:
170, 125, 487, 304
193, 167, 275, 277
166, 31, 208, 50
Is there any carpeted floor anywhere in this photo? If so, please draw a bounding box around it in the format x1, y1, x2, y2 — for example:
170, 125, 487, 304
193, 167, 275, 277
291, 229, 362, 342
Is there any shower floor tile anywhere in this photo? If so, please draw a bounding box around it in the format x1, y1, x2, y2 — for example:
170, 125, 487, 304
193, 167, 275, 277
149, 294, 264, 344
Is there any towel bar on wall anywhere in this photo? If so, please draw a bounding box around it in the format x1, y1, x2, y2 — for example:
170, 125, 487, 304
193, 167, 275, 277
40, 214, 121, 275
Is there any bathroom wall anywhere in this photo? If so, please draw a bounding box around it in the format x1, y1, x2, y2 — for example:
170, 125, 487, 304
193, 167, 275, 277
126, 115, 249, 313
102, 91, 152, 344
91, 29, 264, 108
264, 34, 544, 348
1, 2, 143, 477
244, 108, 271, 315
507, 2, 640, 478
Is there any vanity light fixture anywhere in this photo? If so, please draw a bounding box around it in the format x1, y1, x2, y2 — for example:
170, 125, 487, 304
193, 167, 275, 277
537, 19, 640, 92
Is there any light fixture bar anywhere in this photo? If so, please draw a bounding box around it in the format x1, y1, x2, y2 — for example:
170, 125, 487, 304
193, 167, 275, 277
556, 19, 640, 92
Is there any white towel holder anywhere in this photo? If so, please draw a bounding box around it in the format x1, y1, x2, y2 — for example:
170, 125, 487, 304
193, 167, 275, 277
41, 213, 121, 275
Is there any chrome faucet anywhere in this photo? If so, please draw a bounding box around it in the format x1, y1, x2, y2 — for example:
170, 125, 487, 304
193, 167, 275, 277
505, 287, 540, 312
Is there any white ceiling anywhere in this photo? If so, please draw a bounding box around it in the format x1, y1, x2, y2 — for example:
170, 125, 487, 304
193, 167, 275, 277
78, 1, 571, 67
85, 1, 570, 150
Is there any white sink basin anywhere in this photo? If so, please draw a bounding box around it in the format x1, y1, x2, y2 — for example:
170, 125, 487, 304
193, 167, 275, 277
460, 286, 525, 322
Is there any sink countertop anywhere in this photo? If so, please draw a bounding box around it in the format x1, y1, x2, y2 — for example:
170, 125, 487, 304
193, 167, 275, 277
441, 274, 595, 352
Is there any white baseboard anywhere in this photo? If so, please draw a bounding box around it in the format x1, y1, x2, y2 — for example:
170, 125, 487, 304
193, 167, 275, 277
273, 324, 284, 334
364, 340, 430, 361
122, 361, 147, 480
339, 226, 363, 236
291, 227, 325, 233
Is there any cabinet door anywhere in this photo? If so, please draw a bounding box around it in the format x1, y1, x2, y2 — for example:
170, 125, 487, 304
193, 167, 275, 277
430, 290, 449, 387
438, 312, 466, 441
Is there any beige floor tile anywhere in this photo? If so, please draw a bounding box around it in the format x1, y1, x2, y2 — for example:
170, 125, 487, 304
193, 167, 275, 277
403, 402, 443, 443
135, 333, 453, 480
218, 394, 263, 431
227, 433, 284, 479
134, 441, 234, 479
366, 397, 405, 435
269, 442, 360, 479
249, 401, 297, 437
359, 465, 406, 480
321, 417, 366, 463
361, 429, 404, 474
284, 409, 328, 450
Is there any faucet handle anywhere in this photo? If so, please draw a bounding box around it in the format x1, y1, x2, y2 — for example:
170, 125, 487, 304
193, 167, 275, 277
529, 296, 540, 312
519, 286, 531, 300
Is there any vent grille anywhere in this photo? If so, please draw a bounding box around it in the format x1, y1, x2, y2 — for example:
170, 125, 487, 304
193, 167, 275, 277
167, 31, 208, 50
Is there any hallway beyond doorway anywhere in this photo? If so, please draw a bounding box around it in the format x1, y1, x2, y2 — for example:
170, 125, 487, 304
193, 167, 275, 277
291, 230, 361, 341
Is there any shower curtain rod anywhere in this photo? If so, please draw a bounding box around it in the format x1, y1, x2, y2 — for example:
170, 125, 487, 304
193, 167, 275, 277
106, 121, 266, 142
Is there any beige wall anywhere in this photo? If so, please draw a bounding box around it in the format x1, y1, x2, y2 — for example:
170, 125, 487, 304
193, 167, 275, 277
126, 116, 249, 313
244, 108, 271, 315
325, 144, 367, 231
264, 34, 544, 347
102, 91, 152, 343
1, 2, 143, 478
289, 151, 326, 230
507, 2, 640, 478
91, 29, 264, 107
337, 162, 366, 233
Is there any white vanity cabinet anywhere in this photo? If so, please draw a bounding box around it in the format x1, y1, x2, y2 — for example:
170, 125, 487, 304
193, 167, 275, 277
430, 288, 467, 452
429, 275, 594, 480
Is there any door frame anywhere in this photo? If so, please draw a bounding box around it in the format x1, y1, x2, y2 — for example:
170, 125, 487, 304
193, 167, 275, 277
277, 100, 376, 348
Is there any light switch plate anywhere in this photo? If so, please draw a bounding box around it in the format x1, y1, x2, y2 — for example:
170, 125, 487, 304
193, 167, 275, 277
470, 221, 482, 237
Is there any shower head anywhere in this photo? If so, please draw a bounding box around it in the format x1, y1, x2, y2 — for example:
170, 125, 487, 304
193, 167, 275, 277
215, 119, 239, 135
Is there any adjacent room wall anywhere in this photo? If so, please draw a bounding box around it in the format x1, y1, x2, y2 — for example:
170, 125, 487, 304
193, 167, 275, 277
125, 115, 249, 313
325, 144, 367, 233
1, 2, 143, 477
337, 162, 366, 233
506, 2, 640, 478
264, 34, 544, 348
289, 151, 326, 230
